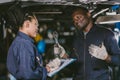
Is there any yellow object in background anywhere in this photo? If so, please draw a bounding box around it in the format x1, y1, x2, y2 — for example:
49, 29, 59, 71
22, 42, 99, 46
34, 34, 43, 43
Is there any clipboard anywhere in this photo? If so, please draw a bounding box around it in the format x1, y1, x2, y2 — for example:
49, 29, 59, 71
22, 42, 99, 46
47, 58, 76, 77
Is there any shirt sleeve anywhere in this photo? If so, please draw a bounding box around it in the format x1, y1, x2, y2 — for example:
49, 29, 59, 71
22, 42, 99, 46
15, 41, 47, 80
104, 30, 120, 66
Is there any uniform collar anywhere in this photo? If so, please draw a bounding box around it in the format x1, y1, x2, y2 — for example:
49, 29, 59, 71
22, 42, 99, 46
77, 24, 98, 36
17, 31, 34, 43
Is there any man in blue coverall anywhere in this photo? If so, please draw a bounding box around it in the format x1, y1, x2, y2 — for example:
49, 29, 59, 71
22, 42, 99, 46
70, 6, 120, 80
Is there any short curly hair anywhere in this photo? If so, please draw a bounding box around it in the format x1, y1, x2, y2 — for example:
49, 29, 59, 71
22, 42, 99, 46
72, 6, 89, 17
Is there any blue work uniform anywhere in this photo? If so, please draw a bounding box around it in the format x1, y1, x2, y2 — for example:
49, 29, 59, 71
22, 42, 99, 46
7, 31, 47, 80
70, 25, 120, 80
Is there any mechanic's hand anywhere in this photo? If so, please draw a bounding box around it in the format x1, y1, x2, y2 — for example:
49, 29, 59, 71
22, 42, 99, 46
89, 43, 108, 60
46, 58, 61, 72
46, 66, 51, 72
58, 44, 68, 58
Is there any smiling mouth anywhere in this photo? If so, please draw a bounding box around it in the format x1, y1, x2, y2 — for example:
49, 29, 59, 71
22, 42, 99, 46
76, 22, 82, 26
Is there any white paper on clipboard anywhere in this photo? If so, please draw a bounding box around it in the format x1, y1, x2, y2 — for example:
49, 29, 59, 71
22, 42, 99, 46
47, 58, 76, 77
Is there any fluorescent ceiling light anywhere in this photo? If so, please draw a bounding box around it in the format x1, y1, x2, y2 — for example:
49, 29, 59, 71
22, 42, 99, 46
33, 12, 62, 14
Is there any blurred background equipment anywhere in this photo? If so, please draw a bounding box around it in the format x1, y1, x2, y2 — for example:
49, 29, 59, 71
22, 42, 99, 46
34, 33, 43, 43
95, 5, 120, 24
34, 33, 46, 54
37, 39, 46, 54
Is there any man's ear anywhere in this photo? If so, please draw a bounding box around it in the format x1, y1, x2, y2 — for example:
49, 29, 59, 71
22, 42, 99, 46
87, 12, 91, 17
23, 20, 30, 28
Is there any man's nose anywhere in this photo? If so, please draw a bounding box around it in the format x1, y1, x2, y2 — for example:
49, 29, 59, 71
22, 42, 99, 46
74, 18, 82, 23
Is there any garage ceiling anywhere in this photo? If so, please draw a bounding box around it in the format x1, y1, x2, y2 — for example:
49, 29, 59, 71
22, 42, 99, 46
0, 0, 120, 27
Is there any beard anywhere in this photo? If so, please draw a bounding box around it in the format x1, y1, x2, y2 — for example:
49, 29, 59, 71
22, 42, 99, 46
76, 22, 87, 30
